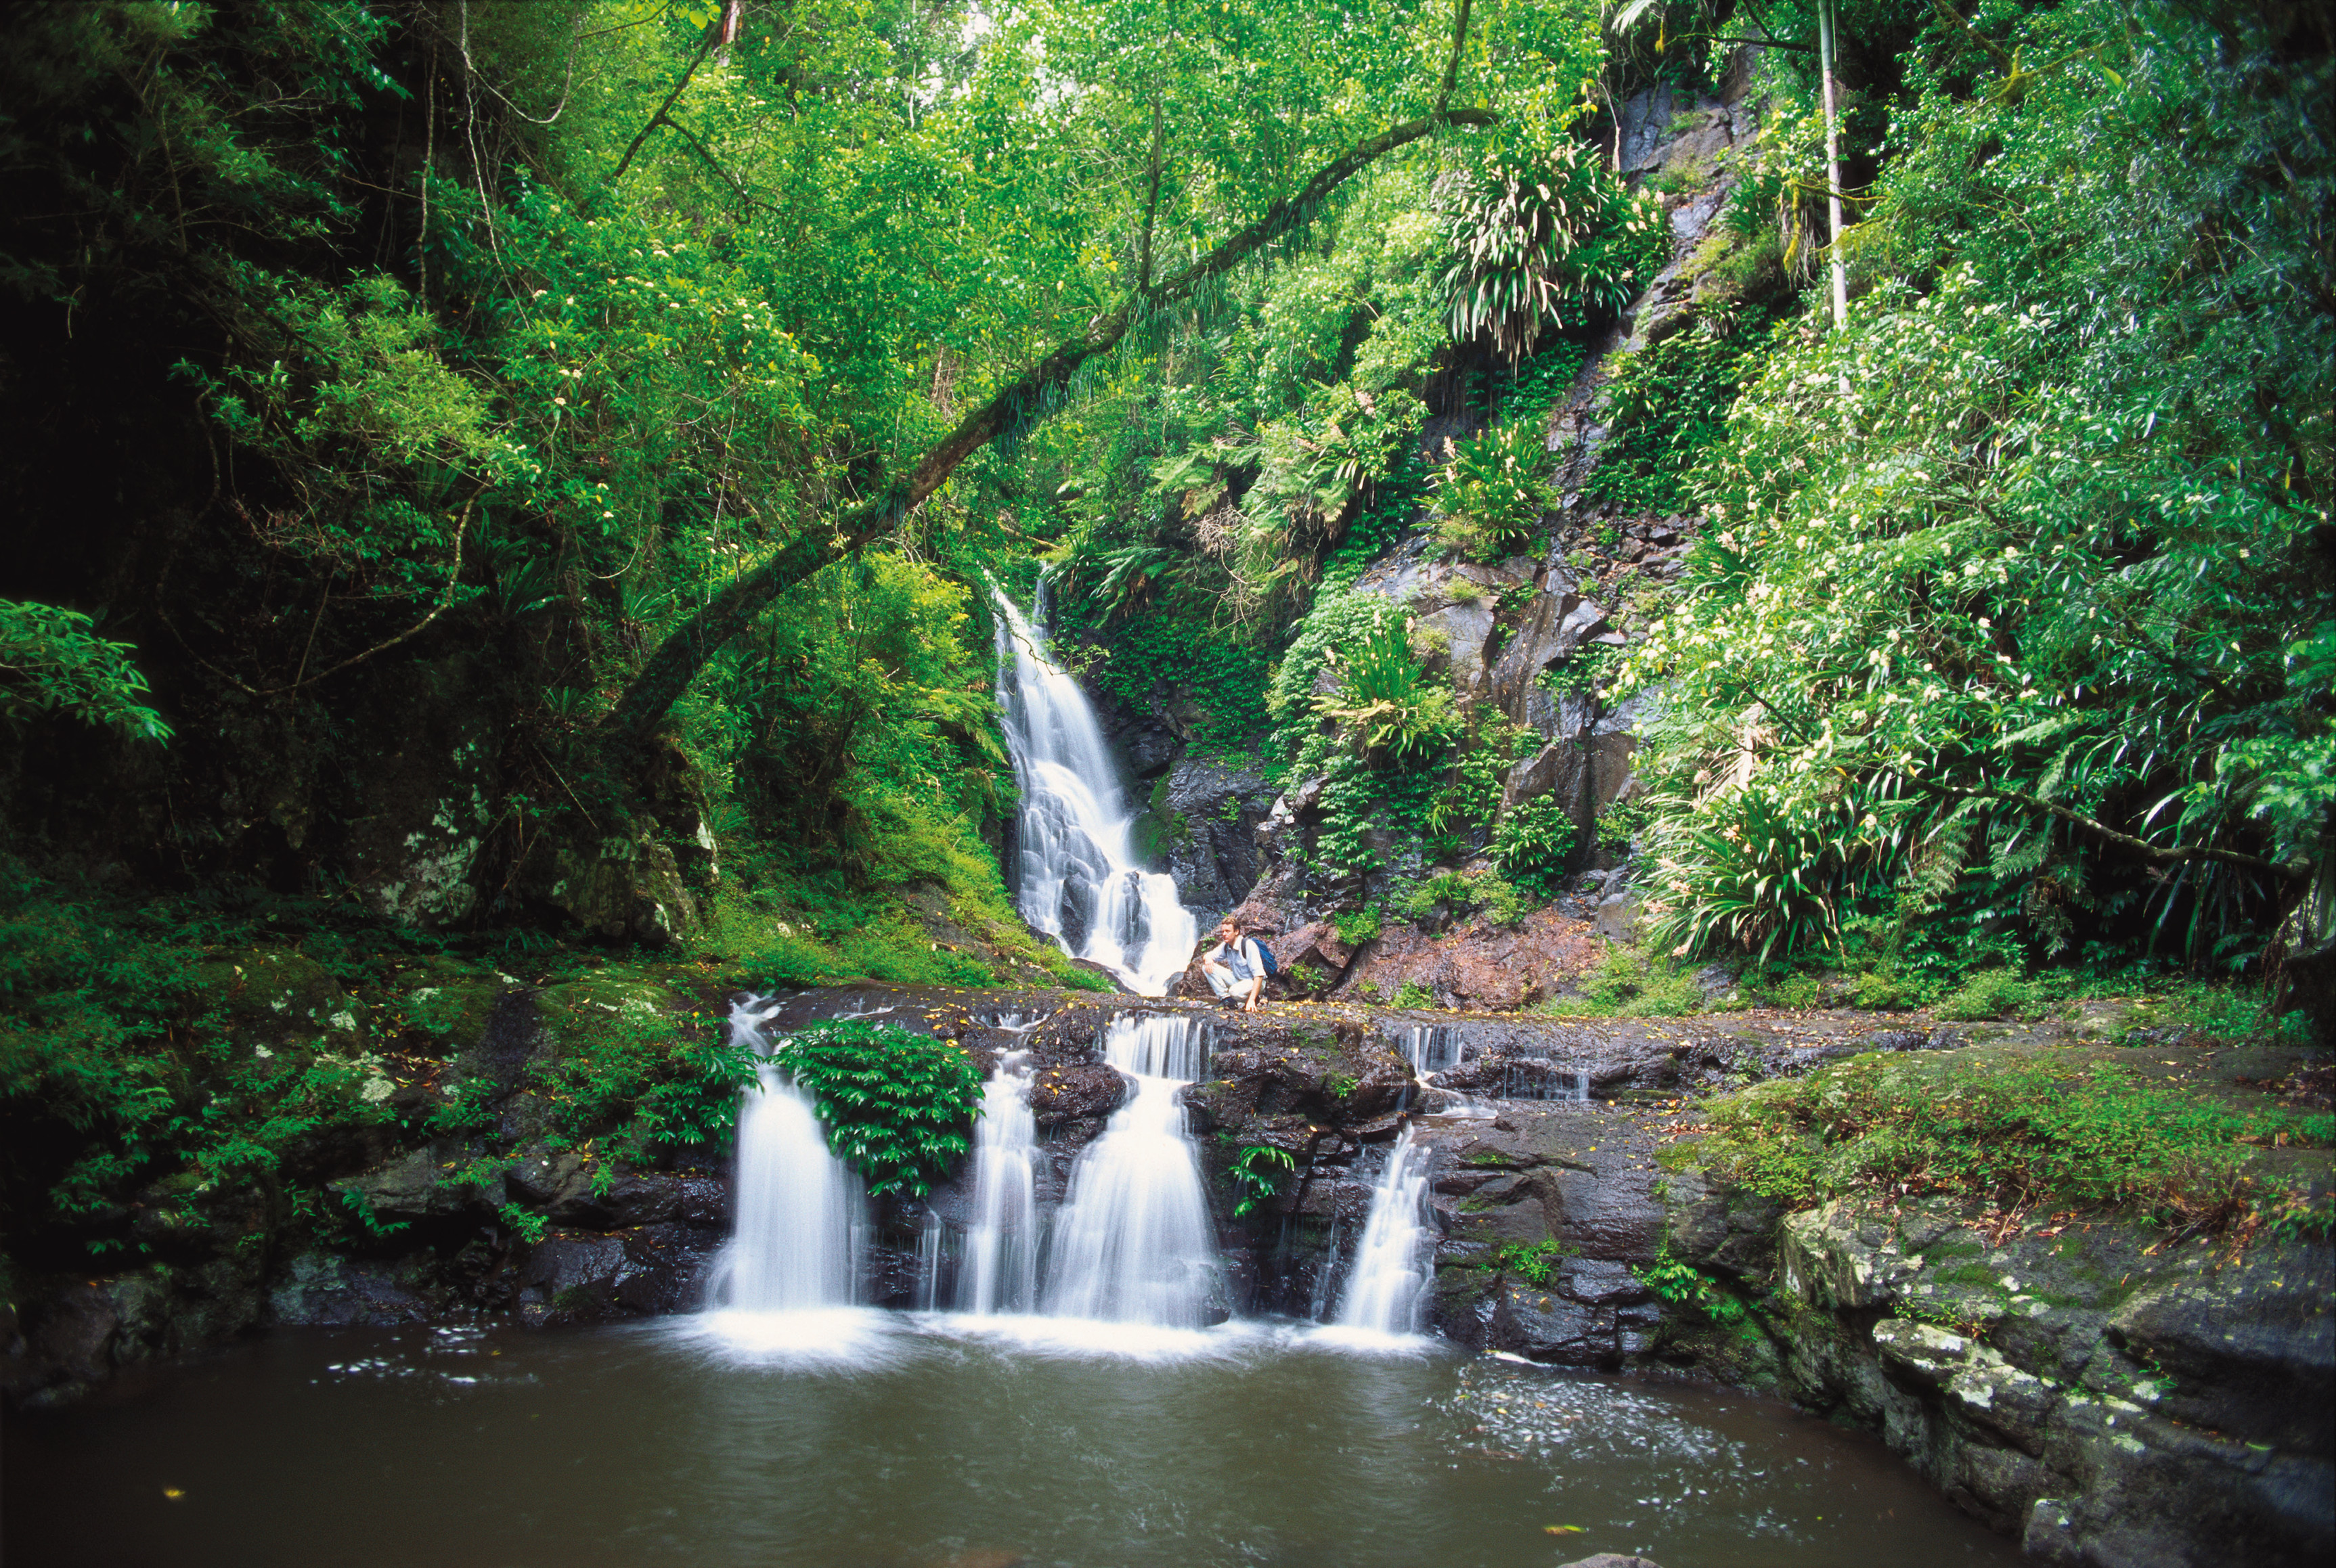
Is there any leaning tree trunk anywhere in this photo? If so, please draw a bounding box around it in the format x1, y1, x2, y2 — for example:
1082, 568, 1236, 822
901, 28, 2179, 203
599, 103, 1499, 753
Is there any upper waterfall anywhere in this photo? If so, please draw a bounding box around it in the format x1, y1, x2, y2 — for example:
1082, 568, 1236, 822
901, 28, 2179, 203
990, 578, 1198, 997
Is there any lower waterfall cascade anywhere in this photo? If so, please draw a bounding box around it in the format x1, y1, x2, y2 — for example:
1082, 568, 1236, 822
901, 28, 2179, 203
710, 996, 866, 1314
1040, 1012, 1223, 1327
1334, 1128, 1432, 1336
956, 1046, 1042, 1315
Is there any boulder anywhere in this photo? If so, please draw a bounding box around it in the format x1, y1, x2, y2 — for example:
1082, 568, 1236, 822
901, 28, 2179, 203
519, 829, 701, 945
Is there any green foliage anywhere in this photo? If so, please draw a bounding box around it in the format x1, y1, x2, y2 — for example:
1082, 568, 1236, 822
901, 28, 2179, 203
1635, 1245, 1746, 1323
496, 1202, 550, 1245
1695, 1054, 2335, 1232
1312, 610, 1459, 765
1229, 1142, 1297, 1217
1332, 906, 1383, 946
1584, 309, 1779, 515
1489, 1238, 1574, 1286
1624, 0, 2333, 975
1391, 980, 1437, 1010
0, 864, 398, 1257
1493, 794, 1576, 900
0, 602, 172, 740
1432, 421, 1553, 561
773, 1020, 982, 1199
1933, 968, 2052, 1023
1061, 607, 1273, 748
1540, 946, 1707, 1018
1503, 342, 1589, 434
1436, 139, 1669, 359
535, 995, 760, 1162
1400, 869, 1528, 928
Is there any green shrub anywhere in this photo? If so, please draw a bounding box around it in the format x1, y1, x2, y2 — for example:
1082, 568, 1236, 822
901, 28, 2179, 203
1541, 946, 1704, 1018
1332, 905, 1382, 945
1391, 980, 1436, 1010
1399, 869, 1526, 926
774, 1019, 983, 1199
0, 600, 173, 740
1431, 421, 1551, 561
1635, 1247, 1746, 1323
1312, 610, 1459, 765
1492, 793, 1574, 900
1436, 139, 1667, 358
1489, 1238, 1573, 1286
1934, 969, 2044, 1021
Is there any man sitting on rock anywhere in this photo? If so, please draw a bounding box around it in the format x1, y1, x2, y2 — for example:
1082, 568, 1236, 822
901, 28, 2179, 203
1199, 918, 1270, 1012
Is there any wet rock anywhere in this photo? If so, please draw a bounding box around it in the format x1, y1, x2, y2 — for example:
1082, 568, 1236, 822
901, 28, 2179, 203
1272, 920, 1354, 974
1780, 1201, 1929, 1310
1663, 1167, 1781, 1278
1028, 1062, 1126, 1127
269, 1252, 446, 1328
2108, 1266, 2336, 1451
338, 650, 506, 928
1558, 1556, 1665, 1568
191, 947, 372, 1052
514, 1224, 719, 1326
337, 1148, 488, 1226
1157, 755, 1276, 921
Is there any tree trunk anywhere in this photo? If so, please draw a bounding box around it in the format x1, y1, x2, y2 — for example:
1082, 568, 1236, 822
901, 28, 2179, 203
1817, 0, 1849, 330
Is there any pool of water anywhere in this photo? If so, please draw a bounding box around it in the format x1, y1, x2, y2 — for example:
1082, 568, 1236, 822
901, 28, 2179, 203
6, 1312, 2018, 1568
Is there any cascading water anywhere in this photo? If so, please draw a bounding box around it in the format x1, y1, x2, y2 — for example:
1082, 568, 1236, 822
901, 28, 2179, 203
709, 996, 865, 1314
1334, 1129, 1432, 1335
957, 1048, 1042, 1314
991, 579, 1197, 997
1042, 1013, 1222, 1327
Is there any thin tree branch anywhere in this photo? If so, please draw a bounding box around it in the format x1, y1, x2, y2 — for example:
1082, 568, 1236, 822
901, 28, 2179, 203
255, 495, 479, 696
1138, 95, 1164, 291
1436, 0, 1474, 114
609, 18, 721, 185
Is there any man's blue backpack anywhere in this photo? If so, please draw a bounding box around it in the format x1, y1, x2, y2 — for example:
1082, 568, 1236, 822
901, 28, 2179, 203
1250, 938, 1279, 979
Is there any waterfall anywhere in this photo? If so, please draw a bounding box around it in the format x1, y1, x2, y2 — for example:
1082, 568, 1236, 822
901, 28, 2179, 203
991, 580, 1198, 998
1041, 1013, 1222, 1327
957, 1049, 1041, 1315
1334, 1129, 1432, 1335
710, 997, 865, 1313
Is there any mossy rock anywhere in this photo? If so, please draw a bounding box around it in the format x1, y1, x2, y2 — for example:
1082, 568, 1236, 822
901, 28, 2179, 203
533, 975, 688, 1058
191, 947, 367, 1050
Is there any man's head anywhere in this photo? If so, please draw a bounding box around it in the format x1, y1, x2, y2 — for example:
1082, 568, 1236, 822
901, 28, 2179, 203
1216, 918, 1237, 940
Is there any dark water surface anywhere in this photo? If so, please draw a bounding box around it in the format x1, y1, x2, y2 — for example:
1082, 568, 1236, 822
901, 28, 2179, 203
6, 1312, 2018, 1568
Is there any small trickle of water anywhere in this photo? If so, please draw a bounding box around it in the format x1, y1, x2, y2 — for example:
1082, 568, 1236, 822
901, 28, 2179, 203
958, 1050, 1041, 1315
1500, 1062, 1592, 1102
1403, 1024, 1461, 1076
913, 1213, 946, 1312
992, 580, 1198, 997
1335, 1129, 1432, 1335
1043, 1014, 1221, 1326
711, 997, 866, 1312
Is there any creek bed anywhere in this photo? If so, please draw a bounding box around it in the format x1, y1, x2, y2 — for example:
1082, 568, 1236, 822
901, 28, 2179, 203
7, 1312, 2017, 1567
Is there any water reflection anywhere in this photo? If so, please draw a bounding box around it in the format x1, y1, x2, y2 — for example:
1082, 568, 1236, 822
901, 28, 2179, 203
5, 1318, 2021, 1568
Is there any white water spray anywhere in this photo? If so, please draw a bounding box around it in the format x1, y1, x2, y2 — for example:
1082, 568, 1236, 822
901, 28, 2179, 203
991, 581, 1197, 997
710, 997, 865, 1313
1042, 1014, 1221, 1327
1335, 1129, 1432, 1335
958, 1050, 1042, 1314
